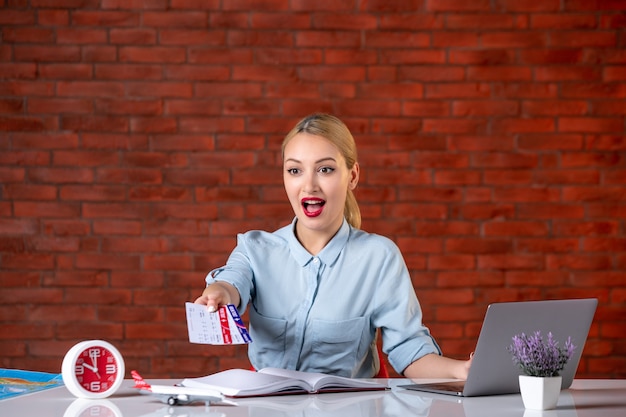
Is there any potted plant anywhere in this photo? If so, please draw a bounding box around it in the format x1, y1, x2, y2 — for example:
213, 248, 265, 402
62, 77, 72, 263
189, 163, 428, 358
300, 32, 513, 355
508, 331, 576, 410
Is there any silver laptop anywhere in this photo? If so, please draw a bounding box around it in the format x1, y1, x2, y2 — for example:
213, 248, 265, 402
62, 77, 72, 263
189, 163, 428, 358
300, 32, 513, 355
400, 298, 597, 397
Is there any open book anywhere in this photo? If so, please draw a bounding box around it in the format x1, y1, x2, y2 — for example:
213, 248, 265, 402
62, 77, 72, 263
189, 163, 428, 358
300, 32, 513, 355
180, 368, 388, 398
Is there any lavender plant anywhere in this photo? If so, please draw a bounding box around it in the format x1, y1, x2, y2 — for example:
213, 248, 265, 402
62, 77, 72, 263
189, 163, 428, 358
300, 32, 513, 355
508, 331, 576, 377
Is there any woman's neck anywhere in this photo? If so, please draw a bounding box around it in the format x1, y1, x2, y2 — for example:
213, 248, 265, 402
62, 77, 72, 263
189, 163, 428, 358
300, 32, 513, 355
294, 221, 341, 256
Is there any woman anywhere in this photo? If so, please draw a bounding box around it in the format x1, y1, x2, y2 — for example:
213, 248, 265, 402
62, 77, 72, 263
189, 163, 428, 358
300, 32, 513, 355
195, 113, 471, 379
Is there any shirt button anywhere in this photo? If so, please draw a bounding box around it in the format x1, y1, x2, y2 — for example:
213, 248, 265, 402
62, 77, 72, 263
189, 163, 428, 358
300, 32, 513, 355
313, 257, 319, 264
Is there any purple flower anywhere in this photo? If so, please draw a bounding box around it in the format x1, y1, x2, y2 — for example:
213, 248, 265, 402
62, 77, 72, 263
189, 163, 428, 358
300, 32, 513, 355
508, 331, 576, 377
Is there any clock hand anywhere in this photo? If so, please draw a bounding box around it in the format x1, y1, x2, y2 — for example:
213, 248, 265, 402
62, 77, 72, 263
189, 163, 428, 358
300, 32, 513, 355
87, 352, 101, 378
82, 363, 98, 373
91, 354, 99, 371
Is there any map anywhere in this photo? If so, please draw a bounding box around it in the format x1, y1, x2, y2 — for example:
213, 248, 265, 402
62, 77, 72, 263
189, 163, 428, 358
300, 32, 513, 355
0, 368, 64, 401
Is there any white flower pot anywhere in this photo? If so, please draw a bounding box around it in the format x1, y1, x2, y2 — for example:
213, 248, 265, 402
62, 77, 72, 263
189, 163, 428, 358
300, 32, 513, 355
518, 375, 562, 410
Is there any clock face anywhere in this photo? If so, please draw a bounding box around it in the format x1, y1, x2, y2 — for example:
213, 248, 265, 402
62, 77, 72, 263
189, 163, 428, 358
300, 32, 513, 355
74, 345, 120, 393
62, 340, 125, 399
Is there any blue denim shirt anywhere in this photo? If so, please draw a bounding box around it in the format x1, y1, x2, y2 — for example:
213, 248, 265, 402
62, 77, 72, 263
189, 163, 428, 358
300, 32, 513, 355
205, 218, 441, 378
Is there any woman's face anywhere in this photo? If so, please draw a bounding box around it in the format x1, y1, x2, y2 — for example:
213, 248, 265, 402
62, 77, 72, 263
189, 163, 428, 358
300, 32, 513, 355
283, 132, 359, 239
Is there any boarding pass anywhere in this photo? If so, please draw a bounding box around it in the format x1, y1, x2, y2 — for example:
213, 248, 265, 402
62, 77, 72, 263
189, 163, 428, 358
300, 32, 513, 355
185, 302, 252, 345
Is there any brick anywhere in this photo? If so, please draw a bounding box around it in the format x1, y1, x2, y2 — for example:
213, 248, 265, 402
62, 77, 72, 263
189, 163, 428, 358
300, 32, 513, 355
0, 116, 58, 132
546, 254, 613, 270
551, 31, 618, 48
446, 13, 518, 29
533, 169, 600, 185
553, 221, 619, 236
366, 31, 430, 48
561, 152, 624, 167
425, 83, 490, 99
37, 9, 69, 25
119, 46, 186, 63
446, 238, 513, 254
426, 0, 491, 11
522, 100, 589, 116
125, 323, 186, 340
484, 221, 549, 236
95, 64, 163, 80
14, 45, 81, 62
468, 66, 532, 81
57, 322, 124, 340
170, 0, 220, 9
428, 255, 476, 270
82, 45, 118, 62
531, 13, 598, 29
189, 47, 253, 64
478, 254, 545, 269
56, 28, 107, 44
453, 100, 519, 116
296, 31, 361, 48
56, 81, 124, 97
0, 10, 36, 25
563, 82, 626, 98
397, 237, 444, 255
28, 97, 93, 114
594, 101, 626, 115
559, 117, 624, 133
517, 237, 580, 253
3, 27, 55, 43
109, 28, 157, 44
432, 32, 480, 48
399, 66, 465, 82
535, 66, 602, 81
517, 204, 585, 219
313, 14, 377, 30
518, 49, 584, 64
70, 10, 139, 26
4, 184, 57, 201
505, 271, 568, 287
434, 169, 481, 185
0, 63, 37, 79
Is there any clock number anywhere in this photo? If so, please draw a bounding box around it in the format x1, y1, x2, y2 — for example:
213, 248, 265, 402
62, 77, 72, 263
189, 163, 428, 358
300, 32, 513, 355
105, 364, 117, 374
75, 364, 85, 375
90, 381, 101, 391
89, 348, 101, 358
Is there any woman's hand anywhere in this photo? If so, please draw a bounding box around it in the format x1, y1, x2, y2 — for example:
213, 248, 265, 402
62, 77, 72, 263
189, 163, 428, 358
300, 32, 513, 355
194, 281, 240, 312
403, 352, 473, 380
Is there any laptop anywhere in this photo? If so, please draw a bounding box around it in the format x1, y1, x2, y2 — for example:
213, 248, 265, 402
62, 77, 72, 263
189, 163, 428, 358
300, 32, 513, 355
399, 298, 597, 397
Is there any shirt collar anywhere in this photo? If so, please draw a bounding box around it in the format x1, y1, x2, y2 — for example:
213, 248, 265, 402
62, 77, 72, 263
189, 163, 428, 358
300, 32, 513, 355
286, 217, 350, 267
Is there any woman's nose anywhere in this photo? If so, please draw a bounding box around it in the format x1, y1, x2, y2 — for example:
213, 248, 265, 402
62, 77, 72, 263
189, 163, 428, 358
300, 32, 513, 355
302, 172, 319, 193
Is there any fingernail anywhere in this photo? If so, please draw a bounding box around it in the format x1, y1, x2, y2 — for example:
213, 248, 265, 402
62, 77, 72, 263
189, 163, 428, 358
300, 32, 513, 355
207, 305, 216, 313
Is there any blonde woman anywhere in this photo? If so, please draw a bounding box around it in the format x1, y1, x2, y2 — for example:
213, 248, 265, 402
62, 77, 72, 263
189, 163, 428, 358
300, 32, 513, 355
195, 114, 471, 379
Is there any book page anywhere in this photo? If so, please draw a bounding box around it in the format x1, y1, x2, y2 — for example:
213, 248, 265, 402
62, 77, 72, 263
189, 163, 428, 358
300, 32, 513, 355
259, 368, 387, 392
181, 369, 311, 397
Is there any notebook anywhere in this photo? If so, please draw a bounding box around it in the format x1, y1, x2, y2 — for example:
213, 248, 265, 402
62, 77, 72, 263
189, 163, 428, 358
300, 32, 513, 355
399, 298, 597, 397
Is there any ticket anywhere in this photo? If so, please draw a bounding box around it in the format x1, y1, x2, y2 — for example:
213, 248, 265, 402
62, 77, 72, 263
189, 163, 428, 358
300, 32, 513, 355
185, 302, 252, 345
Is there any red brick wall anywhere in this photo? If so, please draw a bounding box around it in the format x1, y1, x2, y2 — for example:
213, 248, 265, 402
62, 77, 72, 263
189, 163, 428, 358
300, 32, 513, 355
1, 1, 625, 379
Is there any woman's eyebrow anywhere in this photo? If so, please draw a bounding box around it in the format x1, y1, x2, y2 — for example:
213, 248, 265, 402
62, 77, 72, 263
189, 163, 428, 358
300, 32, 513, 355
284, 157, 337, 164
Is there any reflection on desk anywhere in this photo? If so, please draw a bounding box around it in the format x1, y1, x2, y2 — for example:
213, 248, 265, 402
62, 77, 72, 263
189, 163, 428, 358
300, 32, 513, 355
1, 379, 625, 417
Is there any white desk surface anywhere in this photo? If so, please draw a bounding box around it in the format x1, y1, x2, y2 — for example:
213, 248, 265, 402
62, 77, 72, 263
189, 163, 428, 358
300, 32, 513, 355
2, 378, 625, 417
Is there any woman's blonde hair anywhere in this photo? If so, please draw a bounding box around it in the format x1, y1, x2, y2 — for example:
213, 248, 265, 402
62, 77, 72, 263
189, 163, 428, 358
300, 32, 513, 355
282, 113, 361, 229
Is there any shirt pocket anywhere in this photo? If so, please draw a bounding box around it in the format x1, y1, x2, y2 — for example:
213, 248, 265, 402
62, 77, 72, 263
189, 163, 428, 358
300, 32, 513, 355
248, 307, 288, 368
308, 316, 366, 375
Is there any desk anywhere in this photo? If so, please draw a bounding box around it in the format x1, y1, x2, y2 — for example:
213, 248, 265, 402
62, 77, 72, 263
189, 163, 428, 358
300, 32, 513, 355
2, 379, 625, 417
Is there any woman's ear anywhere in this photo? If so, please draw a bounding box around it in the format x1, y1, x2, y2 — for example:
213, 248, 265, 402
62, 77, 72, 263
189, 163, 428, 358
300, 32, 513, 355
348, 162, 360, 190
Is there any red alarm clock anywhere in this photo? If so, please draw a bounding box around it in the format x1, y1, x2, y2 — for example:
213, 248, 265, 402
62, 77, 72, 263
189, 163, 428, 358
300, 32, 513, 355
61, 340, 125, 399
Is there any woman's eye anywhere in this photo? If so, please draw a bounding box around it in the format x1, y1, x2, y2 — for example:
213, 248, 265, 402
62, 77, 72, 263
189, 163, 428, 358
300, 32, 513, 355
319, 167, 335, 174
286, 168, 300, 175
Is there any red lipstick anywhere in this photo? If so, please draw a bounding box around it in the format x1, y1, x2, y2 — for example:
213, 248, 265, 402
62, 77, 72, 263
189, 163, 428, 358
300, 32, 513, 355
301, 197, 325, 218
